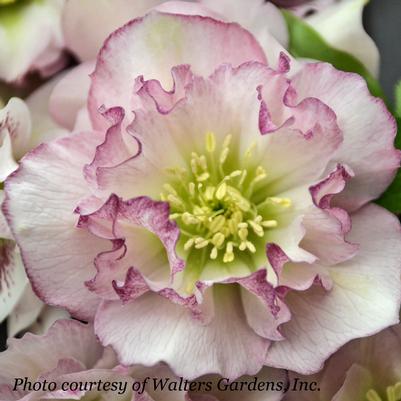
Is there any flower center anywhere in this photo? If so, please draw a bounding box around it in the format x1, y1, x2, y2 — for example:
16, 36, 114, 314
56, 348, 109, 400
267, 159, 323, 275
366, 383, 401, 401
161, 132, 292, 263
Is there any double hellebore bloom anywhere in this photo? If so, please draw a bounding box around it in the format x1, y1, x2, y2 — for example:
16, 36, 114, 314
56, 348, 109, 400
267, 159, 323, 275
4, 12, 401, 379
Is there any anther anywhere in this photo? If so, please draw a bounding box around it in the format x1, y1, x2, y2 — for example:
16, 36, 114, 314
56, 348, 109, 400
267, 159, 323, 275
205, 131, 216, 153
209, 215, 226, 233
210, 247, 218, 260
194, 237, 209, 249
184, 238, 195, 251
212, 232, 225, 248
262, 220, 278, 228
215, 182, 227, 200
248, 220, 264, 237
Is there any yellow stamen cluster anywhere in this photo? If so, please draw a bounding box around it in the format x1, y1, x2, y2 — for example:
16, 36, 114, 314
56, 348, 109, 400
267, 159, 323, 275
161, 132, 292, 263
366, 383, 401, 401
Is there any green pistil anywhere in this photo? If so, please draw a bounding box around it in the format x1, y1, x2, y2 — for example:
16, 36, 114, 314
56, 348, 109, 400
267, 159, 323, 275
161, 132, 292, 264
366, 383, 401, 401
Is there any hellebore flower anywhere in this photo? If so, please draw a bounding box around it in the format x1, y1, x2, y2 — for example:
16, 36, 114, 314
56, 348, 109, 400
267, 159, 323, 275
0, 0, 66, 83
283, 324, 401, 401
0, 81, 68, 331
4, 12, 401, 379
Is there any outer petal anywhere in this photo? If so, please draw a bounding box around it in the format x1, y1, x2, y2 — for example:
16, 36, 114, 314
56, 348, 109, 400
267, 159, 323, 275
95, 285, 270, 380
89, 12, 267, 130
300, 0, 380, 77
49, 62, 95, 131
4, 132, 109, 321
62, 0, 165, 62
6, 284, 44, 337
0, 0, 65, 82
291, 63, 400, 211
201, 0, 288, 46
25, 73, 69, 149
0, 98, 31, 181
0, 242, 27, 324
266, 204, 401, 374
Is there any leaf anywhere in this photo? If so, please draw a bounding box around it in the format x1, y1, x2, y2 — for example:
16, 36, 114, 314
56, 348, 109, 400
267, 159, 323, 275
282, 10, 385, 100
395, 81, 401, 119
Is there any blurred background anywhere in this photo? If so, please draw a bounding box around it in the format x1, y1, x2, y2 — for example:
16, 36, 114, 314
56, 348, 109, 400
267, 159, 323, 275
1, 0, 401, 351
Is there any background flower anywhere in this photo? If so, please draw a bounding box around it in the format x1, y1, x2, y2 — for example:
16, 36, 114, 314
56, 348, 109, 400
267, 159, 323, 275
283, 323, 401, 401
0, 0, 66, 83
0, 80, 68, 334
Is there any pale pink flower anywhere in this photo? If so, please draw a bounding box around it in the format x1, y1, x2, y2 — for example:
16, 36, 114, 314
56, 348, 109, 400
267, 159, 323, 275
4, 11, 401, 380
283, 324, 401, 401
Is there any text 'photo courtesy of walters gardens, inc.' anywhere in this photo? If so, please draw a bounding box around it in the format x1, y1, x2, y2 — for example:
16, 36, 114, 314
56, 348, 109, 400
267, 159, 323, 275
13, 376, 320, 395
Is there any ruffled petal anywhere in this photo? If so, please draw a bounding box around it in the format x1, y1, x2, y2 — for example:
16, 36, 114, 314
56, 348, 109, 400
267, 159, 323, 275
89, 12, 267, 130
77, 194, 184, 299
291, 62, 400, 211
4, 132, 109, 320
95, 286, 270, 380
266, 204, 401, 374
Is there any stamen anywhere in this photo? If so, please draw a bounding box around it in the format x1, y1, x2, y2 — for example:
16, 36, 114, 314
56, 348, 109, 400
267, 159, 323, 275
269, 197, 292, 207
205, 131, 216, 153
248, 220, 264, 237
209, 215, 226, 233
262, 220, 278, 228
223, 242, 235, 263
245, 142, 256, 158
212, 232, 225, 248
367, 390, 382, 401
194, 237, 209, 249
216, 182, 227, 200
184, 238, 195, 251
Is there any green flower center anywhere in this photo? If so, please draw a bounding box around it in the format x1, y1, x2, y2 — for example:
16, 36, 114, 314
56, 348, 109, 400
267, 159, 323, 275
161, 132, 292, 265
366, 383, 401, 401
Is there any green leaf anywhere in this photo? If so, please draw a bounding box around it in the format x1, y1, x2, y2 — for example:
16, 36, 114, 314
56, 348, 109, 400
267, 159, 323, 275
395, 81, 401, 119
282, 10, 385, 100
377, 118, 401, 214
